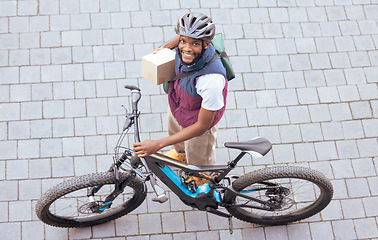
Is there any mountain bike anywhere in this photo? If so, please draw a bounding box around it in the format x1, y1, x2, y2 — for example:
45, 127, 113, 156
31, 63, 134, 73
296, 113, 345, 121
35, 85, 333, 231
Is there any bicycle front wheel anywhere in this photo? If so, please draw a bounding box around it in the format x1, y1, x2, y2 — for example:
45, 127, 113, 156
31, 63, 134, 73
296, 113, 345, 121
224, 166, 333, 225
36, 172, 146, 228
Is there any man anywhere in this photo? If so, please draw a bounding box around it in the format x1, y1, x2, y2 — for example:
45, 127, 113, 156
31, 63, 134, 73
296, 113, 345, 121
133, 12, 227, 168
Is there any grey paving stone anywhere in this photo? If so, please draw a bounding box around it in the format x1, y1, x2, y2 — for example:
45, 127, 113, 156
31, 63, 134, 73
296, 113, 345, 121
308, 104, 331, 122
265, 225, 289, 240
30, 119, 52, 139
21, 221, 44, 240
0, 180, 18, 201
331, 159, 355, 179
62, 137, 85, 156
93, 220, 116, 238
309, 161, 334, 179
7, 159, 28, 179
287, 223, 311, 240
0, 67, 19, 84
329, 52, 352, 69
246, 108, 269, 126
0, 160, 4, 179
225, 109, 248, 128
114, 214, 139, 236
302, 23, 322, 37
289, 54, 311, 71
309, 221, 334, 240
337, 85, 360, 102
344, 68, 366, 85
9, 200, 31, 221
346, 178, 371, 198
162, 212, 185, 233
341, 198, 366, 219
300, 123, 323, 142
276, 89, 299, 106
314, 141, 338, 161
68, 227, 92, 240
250, 56, 271, 72
264, 72, 285, 89
357, 138, 378, 158
84, 135, 107, 155
315, 37, 337, 52
294, 143, 317, 162
362, 119, 378, 138
362, 196, 378, 218
258, 126, 281, 144
341, 120, 364, 139
351, 158, 376, 178
0, 222, 20, 240
8, 121, 29, 140
52, 118, 74, 137
296, 38, 317, 53
332, 219, 357, 240
354, 218, 378, 239
321, 122, 344, 141
280, 125, 302, 143
267, 107, 290, 125
263, 23, 284, 38
249, 8, 269, 23
288, 106, 311, 124
358, 83, 378, 101
42, 100, 64, 119
138, 213, 162, 234
255, 90, 277, 108
310, 53, 332, 69
329, 103, 352, 121
350, 101, 372, 119
51, 157, 74, 177
184, 211, 208, 232
336, 140, 360, 159
0, 201, 8, 222
272, 144, 295, 164
18, 139, 39, 159
276, 39, 296, 54
29, 158, 51, 179
282, 23, 302, 38
283, 72, 306, 88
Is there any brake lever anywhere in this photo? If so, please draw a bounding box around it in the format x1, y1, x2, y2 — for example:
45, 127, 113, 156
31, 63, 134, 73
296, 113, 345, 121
121, 105, 134, 131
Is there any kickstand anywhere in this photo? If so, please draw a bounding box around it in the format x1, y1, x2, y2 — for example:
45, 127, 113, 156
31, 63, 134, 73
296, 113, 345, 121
228, 217, 233, 234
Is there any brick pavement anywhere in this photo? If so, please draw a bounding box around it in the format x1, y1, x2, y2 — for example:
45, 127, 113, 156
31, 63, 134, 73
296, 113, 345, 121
0, 0, 377, 239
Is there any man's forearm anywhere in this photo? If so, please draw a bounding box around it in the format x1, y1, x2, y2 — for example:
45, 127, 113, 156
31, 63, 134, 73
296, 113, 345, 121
162, 35, 180, 49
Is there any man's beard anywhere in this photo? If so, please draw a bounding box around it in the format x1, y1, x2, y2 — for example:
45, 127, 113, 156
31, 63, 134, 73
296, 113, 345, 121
178, 50, 203, 66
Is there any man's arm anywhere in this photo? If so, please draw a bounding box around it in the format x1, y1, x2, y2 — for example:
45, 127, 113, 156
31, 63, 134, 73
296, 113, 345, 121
133, 107, 216, 157
153, 35, 180, 53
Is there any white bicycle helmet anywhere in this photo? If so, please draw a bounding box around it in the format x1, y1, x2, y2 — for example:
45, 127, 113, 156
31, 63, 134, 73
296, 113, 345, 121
174, 12, 215, 42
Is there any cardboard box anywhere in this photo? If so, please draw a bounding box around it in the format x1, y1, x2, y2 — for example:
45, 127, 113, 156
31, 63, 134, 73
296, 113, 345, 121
142, 48, 176, 85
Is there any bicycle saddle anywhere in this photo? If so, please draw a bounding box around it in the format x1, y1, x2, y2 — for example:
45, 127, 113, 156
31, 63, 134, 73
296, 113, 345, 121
224, 137, 272, 157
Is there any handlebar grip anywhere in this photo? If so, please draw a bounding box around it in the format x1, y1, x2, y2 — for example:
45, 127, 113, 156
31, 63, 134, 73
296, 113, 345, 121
124, 85, 141, 91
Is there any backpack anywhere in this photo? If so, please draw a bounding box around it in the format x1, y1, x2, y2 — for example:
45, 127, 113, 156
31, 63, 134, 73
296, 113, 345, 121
163, 33, 235, 94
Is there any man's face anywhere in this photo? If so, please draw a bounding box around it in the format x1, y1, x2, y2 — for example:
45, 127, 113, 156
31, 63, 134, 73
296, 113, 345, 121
178, 36, 210, 65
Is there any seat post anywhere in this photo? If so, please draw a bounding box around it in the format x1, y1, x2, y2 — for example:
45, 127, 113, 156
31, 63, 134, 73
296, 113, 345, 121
213, 152, 246, 183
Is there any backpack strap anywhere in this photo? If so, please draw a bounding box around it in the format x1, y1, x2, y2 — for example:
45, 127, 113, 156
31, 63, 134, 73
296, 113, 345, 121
173, 54, 219, 81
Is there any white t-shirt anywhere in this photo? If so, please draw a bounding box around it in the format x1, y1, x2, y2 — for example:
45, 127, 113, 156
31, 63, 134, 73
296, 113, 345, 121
195, 74, 226, 111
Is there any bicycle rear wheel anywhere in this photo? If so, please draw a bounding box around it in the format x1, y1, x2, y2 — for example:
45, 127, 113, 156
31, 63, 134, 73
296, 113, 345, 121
36, 172, 146, 228
224, 166, 333, 225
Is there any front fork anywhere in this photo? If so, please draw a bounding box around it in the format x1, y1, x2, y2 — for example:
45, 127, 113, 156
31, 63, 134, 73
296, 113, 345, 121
86, 151, 136, 212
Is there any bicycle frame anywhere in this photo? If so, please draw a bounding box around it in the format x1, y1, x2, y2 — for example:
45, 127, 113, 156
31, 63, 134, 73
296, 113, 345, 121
113, 86, 275, 217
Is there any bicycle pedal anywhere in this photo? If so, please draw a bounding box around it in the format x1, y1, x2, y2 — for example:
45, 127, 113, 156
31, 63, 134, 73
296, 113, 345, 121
152, 194, 168, 203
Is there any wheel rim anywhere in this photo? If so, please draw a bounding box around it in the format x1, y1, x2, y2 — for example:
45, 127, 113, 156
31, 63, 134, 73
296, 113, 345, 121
46, 183, 137, 223
231, 177, 327, 220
